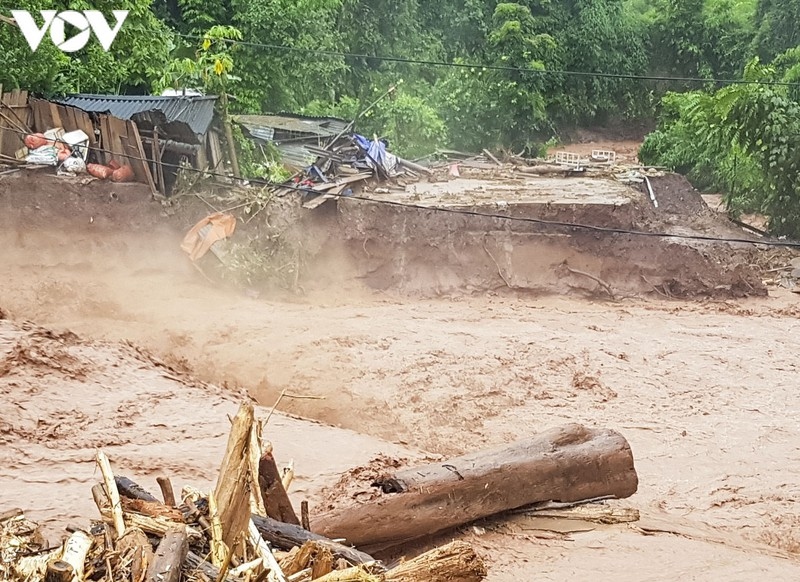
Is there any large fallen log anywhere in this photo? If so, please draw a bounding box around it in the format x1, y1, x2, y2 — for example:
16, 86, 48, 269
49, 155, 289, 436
312, 424, 637, 548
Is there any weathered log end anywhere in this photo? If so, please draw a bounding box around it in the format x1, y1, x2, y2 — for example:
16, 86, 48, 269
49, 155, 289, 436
44, 561, 74, 582
385, 540, 486, 582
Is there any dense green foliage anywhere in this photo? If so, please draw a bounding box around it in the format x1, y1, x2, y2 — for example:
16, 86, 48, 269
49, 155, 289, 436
641, 58, 800, 236
0, 0, 172, 93
5, 0, 800, 232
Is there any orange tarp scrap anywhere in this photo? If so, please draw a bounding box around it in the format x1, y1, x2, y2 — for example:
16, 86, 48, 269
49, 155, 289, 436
181, 212, 237, 261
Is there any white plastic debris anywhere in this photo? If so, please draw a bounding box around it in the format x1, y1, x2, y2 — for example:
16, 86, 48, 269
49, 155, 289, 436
62, 129, 90, 161
58, 156, 87, 175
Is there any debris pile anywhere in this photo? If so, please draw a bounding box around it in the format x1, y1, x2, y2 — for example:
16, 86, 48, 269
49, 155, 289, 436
0, 403, 488, 582
9, 127, 135, 183
429, 148, 665, 183
0, 403, 641, 582
279, 142, 669, 212
282, 133, 432, 210
763, 256, 800, 292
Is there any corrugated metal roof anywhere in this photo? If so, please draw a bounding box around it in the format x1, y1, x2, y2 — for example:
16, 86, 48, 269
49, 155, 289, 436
275, 143, 319, 170
234, 114, 349, 138
54, 94, 218, 136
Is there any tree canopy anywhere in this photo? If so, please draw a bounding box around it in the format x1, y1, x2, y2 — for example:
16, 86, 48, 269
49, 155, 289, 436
3, 0, 800, 233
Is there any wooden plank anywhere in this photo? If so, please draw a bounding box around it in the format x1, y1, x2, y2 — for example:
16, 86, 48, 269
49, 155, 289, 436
208, 130, 224, 175
48, 102, 63, 130
99, 114, 125, 166
129, 122, 157, 195
63, 107, 77, 131
0, 86, 5, 158
153, 128, 166, 195
30, 99, 46, 132
43, 101, 54, 130
109, 116, 129, 164
0, 101, 28, 158
80, 110, 96, 146
98, 114, 110, 164
120, 134, 147, 182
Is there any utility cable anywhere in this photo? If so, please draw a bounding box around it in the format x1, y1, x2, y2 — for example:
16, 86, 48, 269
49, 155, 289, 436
175, 33, 800, 88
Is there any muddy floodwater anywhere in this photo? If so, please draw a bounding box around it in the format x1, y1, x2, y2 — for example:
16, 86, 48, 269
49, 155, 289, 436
2, 172, 800, 580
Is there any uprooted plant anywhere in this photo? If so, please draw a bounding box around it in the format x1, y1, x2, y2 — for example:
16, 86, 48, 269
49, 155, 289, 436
220, 233, 303, 291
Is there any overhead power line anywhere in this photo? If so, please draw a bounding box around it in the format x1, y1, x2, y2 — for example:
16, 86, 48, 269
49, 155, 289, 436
175, 33, 800, 88
3, 124, 798, 248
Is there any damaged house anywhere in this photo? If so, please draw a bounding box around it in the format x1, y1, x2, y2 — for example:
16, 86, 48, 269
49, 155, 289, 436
52, 94, 222, 194
0, 89, 226, 195
233, 113, 350, 171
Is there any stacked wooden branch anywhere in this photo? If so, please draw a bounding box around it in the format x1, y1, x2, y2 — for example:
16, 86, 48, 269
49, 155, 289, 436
0, 404, 639, 582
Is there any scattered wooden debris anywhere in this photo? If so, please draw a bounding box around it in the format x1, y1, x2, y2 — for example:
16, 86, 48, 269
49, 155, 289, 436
384, 541, 486, 582
517, 501, 640, 524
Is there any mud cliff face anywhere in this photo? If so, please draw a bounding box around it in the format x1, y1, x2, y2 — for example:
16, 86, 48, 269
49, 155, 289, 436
324, 174, 765, 298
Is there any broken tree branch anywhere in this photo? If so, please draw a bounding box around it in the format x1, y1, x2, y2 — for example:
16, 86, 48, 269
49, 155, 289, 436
251, 515, 375, 566
259, 451, 300, 525
213, 403, 256, 549
156, 477, 177, 507
561, 262, 615, 299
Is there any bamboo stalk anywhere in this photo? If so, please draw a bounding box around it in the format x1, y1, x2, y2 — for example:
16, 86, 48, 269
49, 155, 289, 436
96, 451, 126, 538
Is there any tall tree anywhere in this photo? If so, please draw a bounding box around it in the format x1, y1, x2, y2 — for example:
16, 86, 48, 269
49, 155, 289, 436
751, 0, 800, 61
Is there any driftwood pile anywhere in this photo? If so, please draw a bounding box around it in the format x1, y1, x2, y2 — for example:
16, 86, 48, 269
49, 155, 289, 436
0, 404, 640, 582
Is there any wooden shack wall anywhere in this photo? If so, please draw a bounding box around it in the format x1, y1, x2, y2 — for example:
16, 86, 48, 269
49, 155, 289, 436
0, 89, 31, 159
29, 98, 96, 146
2, 92, 213, 196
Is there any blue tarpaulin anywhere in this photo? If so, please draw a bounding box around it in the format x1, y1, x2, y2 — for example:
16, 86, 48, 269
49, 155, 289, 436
353, 133, 398, 176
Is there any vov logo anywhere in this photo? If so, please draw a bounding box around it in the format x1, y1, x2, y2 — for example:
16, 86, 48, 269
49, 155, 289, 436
11, 10, 129, 53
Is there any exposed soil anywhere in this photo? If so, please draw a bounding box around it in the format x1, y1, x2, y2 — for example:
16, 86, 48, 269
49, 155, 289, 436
2, 168, 800, 580
334, 172, 771, 298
